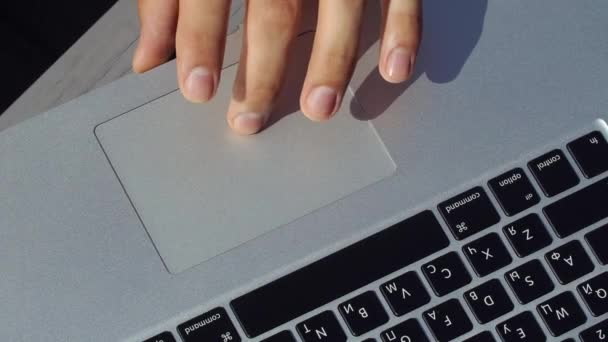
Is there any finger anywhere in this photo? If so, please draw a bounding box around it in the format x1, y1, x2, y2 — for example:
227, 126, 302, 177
133, 0, 178, 73
379, 0, 421, 83
176, 0, 231, 103
227, 0, 302, 135
300, 0, 365, 121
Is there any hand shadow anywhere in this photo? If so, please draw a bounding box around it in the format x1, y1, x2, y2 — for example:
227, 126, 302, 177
351, 0, 488, 121
266, 0, 488, 128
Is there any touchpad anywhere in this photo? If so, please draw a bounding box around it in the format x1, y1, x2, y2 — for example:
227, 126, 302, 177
95, 41, 395, 274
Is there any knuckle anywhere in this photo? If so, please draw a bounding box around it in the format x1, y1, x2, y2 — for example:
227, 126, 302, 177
324, 48, 356, 71
248, 81, 282, 102
254, 0, 299, 32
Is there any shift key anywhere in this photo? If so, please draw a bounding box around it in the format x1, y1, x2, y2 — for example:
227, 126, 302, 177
439, 187, 500, 240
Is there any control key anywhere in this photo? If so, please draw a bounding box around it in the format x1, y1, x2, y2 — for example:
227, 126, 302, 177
528, 149, 579, 197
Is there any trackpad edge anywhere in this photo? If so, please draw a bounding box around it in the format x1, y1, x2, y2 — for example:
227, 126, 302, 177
95, 69, 395, 274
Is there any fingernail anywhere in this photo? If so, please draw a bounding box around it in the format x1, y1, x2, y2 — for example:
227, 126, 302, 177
386, 47, 414, 82
184, 67, 214, 102
232, 112, 266, 135
306, 86, 339, 120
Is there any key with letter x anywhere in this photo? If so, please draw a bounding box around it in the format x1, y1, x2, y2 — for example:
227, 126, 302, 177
338, 291, 388, 336
463, 233, 512, 277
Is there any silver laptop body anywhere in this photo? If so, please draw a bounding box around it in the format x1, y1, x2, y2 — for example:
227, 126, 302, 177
2, 1, 608, 341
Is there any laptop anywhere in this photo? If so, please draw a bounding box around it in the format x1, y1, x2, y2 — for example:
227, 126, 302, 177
2, 1, 607, 341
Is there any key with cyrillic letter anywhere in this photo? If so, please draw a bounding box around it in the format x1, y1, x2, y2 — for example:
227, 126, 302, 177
231, 211, 449, 337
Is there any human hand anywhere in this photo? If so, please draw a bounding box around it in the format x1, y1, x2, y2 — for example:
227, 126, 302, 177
133, 0, 421, 135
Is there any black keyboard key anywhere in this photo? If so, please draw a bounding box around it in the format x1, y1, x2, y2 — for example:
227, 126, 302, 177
422, 251, 472, 296
463, 233, 512, 277
143, 332, 176, 342
505, 259, 554, 304
438, 187, 501, 240
465, 332, 497, 342
464, 331, 496, 342
231, 211, 449, 337
362, 339, 376, 342
503, 214, 552, 257
543, 177, 608, 237
423, 299, 473, 342
568, 131, 608, 178
464, 279, 514, 324
496, 311, 546, 342
467, 332, 497, 342
561, 339, 575, 342
296, 311, 346, 342
178, 307, 241, 342
489, 168, 540, 216
529, 149, 579, 197
545, 240, 594, 284
537, 291, 587, 337
580, 319, 608, 342
381, 319, 429, 342
464, 332, 497, 342
380, 271, 430, 316
338, 291, 389, 336
578, 272, 608, 316
261, 331, 297, 342
585, 224, 608, 265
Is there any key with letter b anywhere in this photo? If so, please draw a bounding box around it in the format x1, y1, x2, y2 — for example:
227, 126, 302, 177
338, 291, 388, 336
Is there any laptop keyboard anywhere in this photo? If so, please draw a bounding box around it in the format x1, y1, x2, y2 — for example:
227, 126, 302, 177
143, 129, 608, 342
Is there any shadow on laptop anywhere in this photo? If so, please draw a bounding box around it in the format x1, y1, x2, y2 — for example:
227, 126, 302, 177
352, 0, 488, 121
267, 0, 488, 129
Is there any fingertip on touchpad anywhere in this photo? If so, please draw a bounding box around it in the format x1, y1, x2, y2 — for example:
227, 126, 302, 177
95, 39, 395, 274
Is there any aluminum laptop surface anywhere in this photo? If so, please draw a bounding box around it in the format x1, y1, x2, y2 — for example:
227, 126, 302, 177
1, 1, 608, 341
